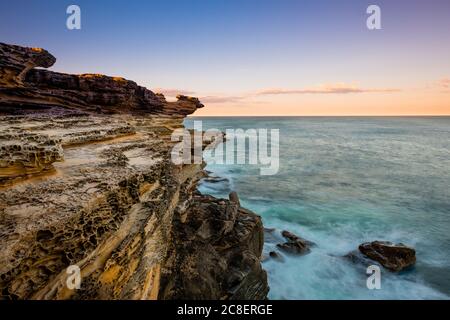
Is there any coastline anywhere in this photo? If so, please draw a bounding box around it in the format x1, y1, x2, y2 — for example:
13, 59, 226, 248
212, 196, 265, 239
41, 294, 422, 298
0, 42, 269, 300
194, 116, 450, 299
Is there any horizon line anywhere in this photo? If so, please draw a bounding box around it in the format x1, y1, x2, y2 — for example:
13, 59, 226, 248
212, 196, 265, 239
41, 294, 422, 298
189, 114, 450, 117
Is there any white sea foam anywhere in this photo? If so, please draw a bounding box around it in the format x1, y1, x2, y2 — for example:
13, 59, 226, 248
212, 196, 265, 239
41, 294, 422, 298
191, 116, 450, 299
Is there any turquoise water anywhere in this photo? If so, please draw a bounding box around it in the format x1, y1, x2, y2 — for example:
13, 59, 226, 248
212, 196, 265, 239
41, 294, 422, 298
185, 117, 450, 300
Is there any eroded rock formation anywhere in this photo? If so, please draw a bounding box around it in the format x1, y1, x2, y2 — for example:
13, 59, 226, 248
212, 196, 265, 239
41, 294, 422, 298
0, 42, 203, 116
0, 42, 267, 300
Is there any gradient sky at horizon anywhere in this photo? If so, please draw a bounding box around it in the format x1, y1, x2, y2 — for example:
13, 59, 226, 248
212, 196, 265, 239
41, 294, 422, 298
1, 0, 449, 115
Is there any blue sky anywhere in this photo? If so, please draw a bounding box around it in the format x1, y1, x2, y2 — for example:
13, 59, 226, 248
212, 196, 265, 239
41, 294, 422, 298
1, 0, 449, 115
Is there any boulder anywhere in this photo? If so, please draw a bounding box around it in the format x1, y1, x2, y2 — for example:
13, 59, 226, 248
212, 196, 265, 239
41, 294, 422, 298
281, 230, 315, 246
277, 241, 310, 255
358, 241, 416, 272
269, 251, 285, 262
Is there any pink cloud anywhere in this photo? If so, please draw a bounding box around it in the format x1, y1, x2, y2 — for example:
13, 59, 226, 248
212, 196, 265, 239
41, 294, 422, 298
153, 88, 196, 97
154, 83, 402, 105
255, 83, 401, 95
200, 95, 249, 104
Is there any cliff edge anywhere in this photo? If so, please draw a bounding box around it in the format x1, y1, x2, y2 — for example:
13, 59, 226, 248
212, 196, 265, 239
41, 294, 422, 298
0, 42, 268, 300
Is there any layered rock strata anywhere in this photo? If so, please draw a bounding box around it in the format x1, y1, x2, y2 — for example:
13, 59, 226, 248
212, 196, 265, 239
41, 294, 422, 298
0, 43, 268, 300
0, 42, 203, 116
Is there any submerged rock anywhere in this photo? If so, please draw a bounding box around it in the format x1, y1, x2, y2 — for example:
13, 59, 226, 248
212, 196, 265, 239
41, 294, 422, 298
203, 176, 229, 183
276, 230, 313, 255
277, 241, 310, 255
358, 241, 416, 272
281, 230, 315, 246
269, 251, 285, 262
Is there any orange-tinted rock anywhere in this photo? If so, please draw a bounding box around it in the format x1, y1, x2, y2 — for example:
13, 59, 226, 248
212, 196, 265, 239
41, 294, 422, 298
0, 43, 56, 87
0, 42, 268, 300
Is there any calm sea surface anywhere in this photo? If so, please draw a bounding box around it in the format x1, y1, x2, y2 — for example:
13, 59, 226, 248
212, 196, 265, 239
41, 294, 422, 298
185, 117, 450, 299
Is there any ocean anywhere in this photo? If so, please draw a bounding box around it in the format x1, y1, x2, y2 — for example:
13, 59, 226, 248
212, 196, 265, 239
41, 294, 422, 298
185, 117, 450, 300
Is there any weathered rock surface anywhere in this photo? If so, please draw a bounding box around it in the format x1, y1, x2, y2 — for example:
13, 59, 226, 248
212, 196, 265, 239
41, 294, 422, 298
159, 193, 268, 299
358, 241, 416, 272
0, 42, 267, 300
0, 43, 55, 87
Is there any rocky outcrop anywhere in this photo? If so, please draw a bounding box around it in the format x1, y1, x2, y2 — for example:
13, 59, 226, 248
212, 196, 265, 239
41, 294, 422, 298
358, 241, 416, 272
159, 193, 268, 299
0, 43, 55, 87
261, 228, 313, 262
0, 42, 203, 116
276, 230, 313, 255
0, 43, 267, 300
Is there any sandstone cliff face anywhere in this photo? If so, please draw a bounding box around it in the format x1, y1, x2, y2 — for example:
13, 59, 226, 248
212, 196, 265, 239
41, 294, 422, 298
0, 42, 203, 116
0, 43, 268, 300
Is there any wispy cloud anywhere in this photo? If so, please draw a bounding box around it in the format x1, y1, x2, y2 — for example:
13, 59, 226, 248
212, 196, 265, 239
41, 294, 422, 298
153, 83, 401, 104
152, 88, 196, 97
254, 83, 401, 95
200, 95, 250, 104
197, 83, 401, 104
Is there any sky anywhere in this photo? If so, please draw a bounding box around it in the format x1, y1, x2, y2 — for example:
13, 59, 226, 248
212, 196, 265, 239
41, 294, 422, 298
1, 0, 449, 116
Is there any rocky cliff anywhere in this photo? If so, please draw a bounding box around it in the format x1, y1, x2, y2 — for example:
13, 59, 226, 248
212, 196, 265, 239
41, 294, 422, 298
0, 42, 268, 300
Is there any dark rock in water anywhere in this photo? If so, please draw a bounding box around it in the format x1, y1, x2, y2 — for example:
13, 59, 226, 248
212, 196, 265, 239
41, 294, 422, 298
358, 241, 416, 272
269, 251, 285, 262
281, 230, 315, 246
203, 176, 229, 183
277, 241, 310, 255
276, 230, 313, 255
